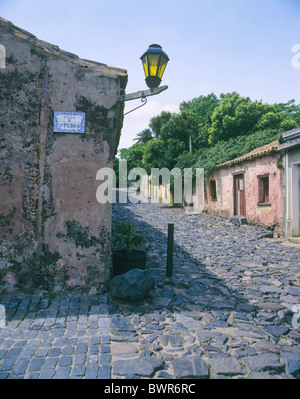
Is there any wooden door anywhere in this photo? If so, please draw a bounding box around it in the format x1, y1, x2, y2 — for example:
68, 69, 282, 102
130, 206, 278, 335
234, 174, 245, 216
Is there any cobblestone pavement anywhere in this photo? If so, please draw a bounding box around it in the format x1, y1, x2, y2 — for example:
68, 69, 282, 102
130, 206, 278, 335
1, 201, 300, 379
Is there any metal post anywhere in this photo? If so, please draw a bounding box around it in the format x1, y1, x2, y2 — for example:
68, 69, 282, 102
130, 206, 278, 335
166, 223, 174, 277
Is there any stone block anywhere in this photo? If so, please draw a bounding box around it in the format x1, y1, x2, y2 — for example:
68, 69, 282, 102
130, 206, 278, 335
230, 216, 248, 226
241, 354, 283, 373
113, 356, 164, 377
282, 352, 300, 377
172, 356, 209, 379
207, 356, 244, 376
109, 269, 154, 301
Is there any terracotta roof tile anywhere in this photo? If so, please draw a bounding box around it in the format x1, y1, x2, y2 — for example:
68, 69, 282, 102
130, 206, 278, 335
216, 140, 279, 168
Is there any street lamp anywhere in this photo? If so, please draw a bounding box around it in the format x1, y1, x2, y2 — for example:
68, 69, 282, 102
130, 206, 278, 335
140, 44, 169, 89
118, 44, 169, 115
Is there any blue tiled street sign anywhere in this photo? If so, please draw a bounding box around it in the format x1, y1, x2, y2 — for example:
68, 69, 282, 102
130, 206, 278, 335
54, 112, 85, 133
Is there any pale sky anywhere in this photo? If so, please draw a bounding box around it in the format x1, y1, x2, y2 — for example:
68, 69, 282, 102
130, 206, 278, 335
1, 0, 300, 149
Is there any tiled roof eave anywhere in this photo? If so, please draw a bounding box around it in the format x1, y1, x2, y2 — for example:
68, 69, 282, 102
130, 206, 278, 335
215, 140, 279, 169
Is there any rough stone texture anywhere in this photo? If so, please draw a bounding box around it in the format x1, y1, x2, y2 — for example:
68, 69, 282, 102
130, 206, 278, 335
174, 314, 205, 332
0, 18, 127, 294
282, 352, 300, 378
110, 315, 136, 332
241, 354, 283, 373
171, 356, 209, 379
206, 356, 244, 376
265, 325, 290, 337
110, 343, 138, 359
113, 355, 164, 377
109, 269, 155, 301
1, 202, 300, 380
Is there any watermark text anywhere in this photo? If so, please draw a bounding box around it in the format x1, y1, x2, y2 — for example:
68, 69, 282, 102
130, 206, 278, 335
96, 160, 204, 211
291, 44, 300, 69
0, 305, 5, 328
0, 44, 6, 68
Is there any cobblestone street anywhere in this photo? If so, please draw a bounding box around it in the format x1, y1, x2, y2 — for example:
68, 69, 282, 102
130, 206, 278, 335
1, 201, 300, 379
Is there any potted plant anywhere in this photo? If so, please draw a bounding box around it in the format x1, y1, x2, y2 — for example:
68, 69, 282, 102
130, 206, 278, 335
112, 221, 147, 276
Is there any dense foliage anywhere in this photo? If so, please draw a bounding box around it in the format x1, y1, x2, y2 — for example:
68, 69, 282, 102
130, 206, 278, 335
116, 92, 299, 180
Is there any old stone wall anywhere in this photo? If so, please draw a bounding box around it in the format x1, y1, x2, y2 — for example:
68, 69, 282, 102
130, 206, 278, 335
0, 19, 127, 295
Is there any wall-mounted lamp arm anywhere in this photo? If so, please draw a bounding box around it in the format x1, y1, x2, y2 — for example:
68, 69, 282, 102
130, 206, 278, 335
123, 96, 147, 116
118, 85, 168, 102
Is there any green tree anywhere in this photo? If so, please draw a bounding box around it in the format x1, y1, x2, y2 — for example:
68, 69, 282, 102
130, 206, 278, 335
142, 138, 186, 171
163, 138, 187, 169
274, 99, 300, 126
180, 93, 220, 127
196, 128, 280, 178
118, 142, 146, 171
256, 112, 284, 131
160, 113, 190, 144
133, 128, 153, 143
175, 150, 200, 170
149, 111, 172, 138
142, 139, 166, 170
117, 92, 298, 184
208, 92, 283, 145
159, 111, 209, 151
279, 119, 298, 131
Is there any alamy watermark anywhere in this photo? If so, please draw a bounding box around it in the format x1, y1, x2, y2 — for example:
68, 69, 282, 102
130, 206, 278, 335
0, 44, 6, 68
291, 44, 300, 69
0, 305, 5, 328
281, 303, 300, 329
291, 305, 300, 329
96, 160, 204, 211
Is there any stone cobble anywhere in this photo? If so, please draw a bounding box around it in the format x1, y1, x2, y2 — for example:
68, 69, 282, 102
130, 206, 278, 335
0, 201, 300, 379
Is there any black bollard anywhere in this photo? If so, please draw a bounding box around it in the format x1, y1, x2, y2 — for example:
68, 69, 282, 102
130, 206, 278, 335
166, 223, 174, 277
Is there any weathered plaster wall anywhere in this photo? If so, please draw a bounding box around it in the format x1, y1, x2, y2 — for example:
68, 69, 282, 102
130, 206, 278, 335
201, 154, 283, 231
283, 147, 300, 236
0, 19, 127, 294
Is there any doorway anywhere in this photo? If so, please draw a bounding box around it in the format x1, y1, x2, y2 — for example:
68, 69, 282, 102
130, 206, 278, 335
291, 163, 300, 237
234, 174, 245, 216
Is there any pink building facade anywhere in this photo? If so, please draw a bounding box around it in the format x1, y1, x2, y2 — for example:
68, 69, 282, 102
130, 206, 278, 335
200, 140, 283, 233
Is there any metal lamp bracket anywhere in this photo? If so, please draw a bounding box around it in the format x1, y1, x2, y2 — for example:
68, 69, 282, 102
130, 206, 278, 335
118, 85, 168, 116
123, 96, 147, 116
